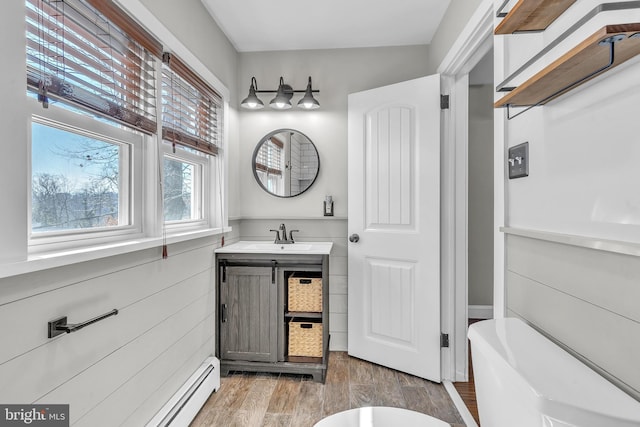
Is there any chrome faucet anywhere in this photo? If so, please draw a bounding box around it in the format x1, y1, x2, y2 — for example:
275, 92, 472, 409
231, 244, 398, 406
269, 223, 299, 244
279, 223, 287, 241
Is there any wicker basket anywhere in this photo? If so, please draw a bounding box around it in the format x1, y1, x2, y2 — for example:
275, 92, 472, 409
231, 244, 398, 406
288, 321, 323, 357
288, 273, 322, 312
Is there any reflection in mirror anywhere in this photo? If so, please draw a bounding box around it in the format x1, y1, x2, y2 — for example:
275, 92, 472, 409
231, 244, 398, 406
253, 129, 320, 198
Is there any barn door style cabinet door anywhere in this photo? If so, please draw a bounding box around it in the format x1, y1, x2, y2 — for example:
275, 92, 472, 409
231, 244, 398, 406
215, 245, 332, 383
219, 266, 278, 363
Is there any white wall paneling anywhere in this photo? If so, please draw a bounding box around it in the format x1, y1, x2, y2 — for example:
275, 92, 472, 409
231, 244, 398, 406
506, 232, 640, 400
0, 238, 218, 426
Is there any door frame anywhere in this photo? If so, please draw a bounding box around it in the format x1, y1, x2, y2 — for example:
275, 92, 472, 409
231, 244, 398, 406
437, 0, 503, 382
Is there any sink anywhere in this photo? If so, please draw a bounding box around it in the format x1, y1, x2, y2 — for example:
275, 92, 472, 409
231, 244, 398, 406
244, 243, 313, 251
215, 241, 333, 255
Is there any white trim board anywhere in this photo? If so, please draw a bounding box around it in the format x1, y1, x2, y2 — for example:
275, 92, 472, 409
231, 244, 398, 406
443, 381, 479, 427
436, 0, 496, 383
502, 227, 640, 257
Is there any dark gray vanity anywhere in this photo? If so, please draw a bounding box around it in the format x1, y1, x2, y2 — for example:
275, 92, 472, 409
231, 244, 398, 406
214, 241, 332, 382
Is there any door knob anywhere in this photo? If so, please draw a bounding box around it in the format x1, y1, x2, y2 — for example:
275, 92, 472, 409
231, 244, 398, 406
349, 233, 360, 243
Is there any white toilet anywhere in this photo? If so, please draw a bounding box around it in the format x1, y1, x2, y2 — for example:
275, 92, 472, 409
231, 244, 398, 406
314, 407, 450, 427
469, 318, 640, 427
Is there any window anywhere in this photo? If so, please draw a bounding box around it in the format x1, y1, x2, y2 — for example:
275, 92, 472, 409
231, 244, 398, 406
23, 0, 227, 256
31, 120, 129, 233
28, 105, 144, 250
161, 53, 223, 228
161, 53, 222, 157
26, 0, 158, 250
255, 137, 284, 194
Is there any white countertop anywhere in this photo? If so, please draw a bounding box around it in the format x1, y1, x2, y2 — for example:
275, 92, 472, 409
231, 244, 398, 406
215, 240, 333, 255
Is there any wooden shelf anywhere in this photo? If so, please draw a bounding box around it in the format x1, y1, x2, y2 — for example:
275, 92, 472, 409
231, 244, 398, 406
495, 0, 576, 35
495, 24, 640, 108
285, 311, 322, 319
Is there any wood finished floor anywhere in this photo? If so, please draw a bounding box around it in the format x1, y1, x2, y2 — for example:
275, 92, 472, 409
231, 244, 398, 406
452, 318, 483, 426
190, 352, 466, 427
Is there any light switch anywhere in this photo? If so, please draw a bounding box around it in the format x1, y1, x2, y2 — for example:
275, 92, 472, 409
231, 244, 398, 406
508, 142, 528, 179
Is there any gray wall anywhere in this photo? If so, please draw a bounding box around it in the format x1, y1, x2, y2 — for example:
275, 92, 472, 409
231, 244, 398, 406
427, 0, 485, 74
138, 0, 242, 219
236, 46, 433, 350
237, 45, 431, 220
138, 0, 238, 103
468, 84, 494, 306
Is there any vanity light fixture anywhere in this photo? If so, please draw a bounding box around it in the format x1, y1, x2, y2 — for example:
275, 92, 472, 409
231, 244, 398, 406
298, 77, 320, 110
270, 77, 293, 110
240, 77, 264, 109
241, 76, 320, 110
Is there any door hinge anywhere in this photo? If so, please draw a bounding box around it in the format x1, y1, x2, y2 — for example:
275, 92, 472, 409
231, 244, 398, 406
440, 94, 450, 109
440, 333, 450, 348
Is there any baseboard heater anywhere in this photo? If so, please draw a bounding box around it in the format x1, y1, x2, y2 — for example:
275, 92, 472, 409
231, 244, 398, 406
146, 357, 220, 427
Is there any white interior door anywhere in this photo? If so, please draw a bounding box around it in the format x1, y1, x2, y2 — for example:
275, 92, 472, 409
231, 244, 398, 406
347, 75, 441, 381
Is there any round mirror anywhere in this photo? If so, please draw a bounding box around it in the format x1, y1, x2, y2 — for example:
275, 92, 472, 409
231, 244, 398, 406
252, 129, 320, 198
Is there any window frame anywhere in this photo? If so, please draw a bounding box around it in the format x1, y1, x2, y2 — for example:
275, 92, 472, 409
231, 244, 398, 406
15, 0, 229, 265
161, 141, 212, 232
27, 96, 145, 253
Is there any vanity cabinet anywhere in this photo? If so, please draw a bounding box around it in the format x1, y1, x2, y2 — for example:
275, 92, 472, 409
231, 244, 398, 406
215, 247, 331, 382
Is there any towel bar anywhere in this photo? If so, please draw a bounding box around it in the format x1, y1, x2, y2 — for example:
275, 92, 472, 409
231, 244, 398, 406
48, 309, 118, 338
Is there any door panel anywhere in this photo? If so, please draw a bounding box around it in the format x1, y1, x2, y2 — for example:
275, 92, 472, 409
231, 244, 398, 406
348, 75, 441, 381
366, 258, 415, 346
220, 266, 277, 362
366, 106, 414, 228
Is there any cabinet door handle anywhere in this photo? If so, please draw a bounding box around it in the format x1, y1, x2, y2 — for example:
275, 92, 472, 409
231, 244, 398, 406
271, 260, 277, 284
221, 303, 227, 323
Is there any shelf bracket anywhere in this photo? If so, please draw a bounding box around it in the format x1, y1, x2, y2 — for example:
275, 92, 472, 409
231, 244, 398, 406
496, 1, 640, 93
496, 0, 511, 17
505, 34, 623, 120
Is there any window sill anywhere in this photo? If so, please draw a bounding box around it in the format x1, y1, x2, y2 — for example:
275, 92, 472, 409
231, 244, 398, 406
0, 226, 232, 279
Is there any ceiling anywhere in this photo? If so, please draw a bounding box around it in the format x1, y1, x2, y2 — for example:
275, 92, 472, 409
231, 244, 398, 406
200, 0, 451, 52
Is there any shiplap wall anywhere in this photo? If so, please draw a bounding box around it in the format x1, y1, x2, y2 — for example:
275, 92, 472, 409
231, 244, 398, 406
236, 218, 348, 351
506, 233, 640, 400
0, 234, 231, 426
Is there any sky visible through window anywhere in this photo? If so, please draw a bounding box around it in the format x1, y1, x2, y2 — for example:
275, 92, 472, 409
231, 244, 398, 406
31, 122, 121, 231
32, 123, 111, 187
